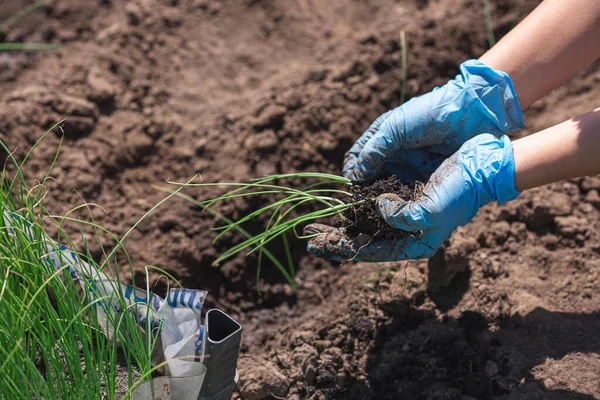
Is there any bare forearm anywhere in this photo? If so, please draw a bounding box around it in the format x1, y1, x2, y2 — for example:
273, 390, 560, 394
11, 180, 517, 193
483, 2, 600, 189
480, 0, 600, 109
513, 108, 600, 191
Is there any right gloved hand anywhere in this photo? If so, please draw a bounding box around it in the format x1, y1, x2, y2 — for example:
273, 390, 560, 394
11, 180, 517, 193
343, 59, 524, 184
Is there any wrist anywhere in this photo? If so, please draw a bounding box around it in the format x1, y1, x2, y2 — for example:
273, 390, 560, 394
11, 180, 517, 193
457, 59, 524, 134
513, 108, 600, 191
460, 134, 520, 207
397, 60, 525, 151
493, 135, 521, 204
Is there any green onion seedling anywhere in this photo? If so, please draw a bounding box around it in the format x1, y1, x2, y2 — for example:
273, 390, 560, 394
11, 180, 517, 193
160, 173, 367, 289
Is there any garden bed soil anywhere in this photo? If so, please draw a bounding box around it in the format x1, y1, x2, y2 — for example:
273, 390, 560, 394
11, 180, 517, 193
1, 0, 600, 398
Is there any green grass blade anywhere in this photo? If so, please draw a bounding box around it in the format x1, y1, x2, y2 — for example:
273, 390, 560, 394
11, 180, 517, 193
0, 42, 60, 50
250, 172, 351, 184
399, 30, 407, 104
482, 0, 496, 48
0, 0, 54, 33
155, 187, 296, 288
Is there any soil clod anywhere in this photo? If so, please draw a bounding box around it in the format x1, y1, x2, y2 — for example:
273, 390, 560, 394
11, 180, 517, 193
338, 175, 421, 239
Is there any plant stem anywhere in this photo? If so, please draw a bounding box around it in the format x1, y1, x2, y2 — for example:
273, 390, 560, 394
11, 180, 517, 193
482, 0, 496, 48
400, 30, 407, 104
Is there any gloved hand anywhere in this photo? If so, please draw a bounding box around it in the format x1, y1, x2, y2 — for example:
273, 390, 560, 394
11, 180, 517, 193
306, 134, 520, 262
344, 59, 523, 184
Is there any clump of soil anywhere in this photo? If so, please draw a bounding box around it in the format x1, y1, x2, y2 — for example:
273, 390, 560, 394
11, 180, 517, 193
338, 175, 421, 238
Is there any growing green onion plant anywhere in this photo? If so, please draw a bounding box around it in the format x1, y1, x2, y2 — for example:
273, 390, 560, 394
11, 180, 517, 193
0, 123, 182, 399
160, 173, 367, 289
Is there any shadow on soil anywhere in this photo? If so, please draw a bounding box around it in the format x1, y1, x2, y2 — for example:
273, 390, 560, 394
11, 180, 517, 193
365, 290, 600, 400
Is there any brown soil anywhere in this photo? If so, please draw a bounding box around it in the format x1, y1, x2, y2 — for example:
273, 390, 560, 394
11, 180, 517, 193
339, 175, 418, 238
1, 0, 600, 399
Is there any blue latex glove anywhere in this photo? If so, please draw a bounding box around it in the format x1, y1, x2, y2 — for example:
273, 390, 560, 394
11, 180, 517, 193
306, 134, 520, 262
343, 59, 523, 184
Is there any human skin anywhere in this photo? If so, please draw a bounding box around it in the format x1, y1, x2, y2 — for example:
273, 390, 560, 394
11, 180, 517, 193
479, 0, 600, 109
480, 0, 600, 195
513, 108, 600, 191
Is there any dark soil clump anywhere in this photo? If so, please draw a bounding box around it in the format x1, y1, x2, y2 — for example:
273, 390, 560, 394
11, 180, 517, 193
339, 175, 421, 238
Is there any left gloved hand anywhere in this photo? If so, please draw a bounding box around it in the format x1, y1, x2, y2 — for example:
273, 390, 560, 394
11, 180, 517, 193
306, 134, 520, 262
343, 59, 523, 184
